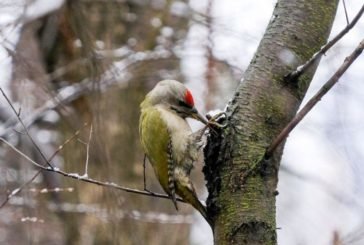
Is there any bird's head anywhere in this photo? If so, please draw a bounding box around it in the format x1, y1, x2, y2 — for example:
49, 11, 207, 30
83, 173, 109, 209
143, 80, 208, 125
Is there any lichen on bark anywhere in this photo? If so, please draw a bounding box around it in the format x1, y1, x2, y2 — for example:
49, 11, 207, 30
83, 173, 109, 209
204, 0, 339, 244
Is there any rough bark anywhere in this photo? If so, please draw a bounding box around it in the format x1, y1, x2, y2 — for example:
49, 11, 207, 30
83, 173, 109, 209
204, 0, 339, 244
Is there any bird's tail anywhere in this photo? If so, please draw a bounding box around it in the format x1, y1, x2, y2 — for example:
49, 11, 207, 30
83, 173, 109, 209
176, 179, 213, 227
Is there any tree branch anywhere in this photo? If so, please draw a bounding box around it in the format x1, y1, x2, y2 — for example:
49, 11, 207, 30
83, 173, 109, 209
0, 51, 189, 208
0, 169, 41, 209
0, 87, 53, 168
266, 38, 364, 157
0, 123, 88, 208
285, 4, 364, 82
342, 0, 349, 25
0, 136, 185, 203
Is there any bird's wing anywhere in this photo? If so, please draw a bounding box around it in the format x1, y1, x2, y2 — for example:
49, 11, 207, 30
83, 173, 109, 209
139, 107, 178, 209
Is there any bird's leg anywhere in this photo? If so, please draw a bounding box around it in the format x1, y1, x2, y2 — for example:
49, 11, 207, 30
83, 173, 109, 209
199, 112, 227, 137
206, 111, 228, 128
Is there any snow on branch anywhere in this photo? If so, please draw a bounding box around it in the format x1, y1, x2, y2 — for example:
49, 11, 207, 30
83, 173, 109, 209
0, 46, 187, 210
0, 87, 183, 206
0, 135, 185, 205
0, 123, 87, 208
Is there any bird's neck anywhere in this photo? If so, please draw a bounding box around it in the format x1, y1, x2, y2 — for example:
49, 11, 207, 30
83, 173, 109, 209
156, 105, 191, 132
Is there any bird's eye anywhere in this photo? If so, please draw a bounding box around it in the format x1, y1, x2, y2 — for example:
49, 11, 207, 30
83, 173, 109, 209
178, 100, 192, 108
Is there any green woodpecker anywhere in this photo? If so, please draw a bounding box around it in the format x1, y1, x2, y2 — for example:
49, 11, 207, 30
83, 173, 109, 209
139, 80, 210, 224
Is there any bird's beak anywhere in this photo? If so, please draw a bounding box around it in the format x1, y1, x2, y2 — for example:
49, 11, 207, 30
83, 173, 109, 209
190, 108, 208, 125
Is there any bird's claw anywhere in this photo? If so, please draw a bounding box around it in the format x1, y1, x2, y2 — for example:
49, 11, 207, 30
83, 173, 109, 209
206, 112, 228, 128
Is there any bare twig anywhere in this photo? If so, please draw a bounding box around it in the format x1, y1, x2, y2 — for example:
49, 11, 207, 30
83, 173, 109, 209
0, 123, 88, 208
143, 154, 149, 191
49, 122, 89, 161
266, 39, 364, 157
0, 87, 53, 168
0, 169, 41, 209
83, 124, 92, 177
285, 4, 364, 82
0, 136, 185, 203
342, 0, 349, 25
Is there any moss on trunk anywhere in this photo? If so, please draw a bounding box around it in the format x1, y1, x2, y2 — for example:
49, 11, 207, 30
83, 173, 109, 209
204, 0, 339, 244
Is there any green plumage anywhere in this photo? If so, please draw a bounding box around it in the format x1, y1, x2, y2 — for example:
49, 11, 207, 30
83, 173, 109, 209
140, 98, 210, 225
139, 105, 171, 194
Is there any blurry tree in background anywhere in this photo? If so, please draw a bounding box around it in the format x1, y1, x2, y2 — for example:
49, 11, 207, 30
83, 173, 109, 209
1, 0, 222, 244
0, 0, 363, 244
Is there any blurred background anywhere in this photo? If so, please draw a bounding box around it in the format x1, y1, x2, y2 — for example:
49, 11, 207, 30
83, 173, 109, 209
0, 0, 363, 244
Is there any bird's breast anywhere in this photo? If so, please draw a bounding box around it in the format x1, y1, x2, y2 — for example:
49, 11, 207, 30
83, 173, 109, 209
157, 107, 192, 165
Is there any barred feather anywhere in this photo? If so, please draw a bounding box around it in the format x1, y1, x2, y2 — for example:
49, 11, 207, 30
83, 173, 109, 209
139, 80, 212, 225
167, 135, 178, 210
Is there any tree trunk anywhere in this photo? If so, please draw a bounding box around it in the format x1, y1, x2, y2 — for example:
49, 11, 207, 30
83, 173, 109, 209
204, 0, 339, 244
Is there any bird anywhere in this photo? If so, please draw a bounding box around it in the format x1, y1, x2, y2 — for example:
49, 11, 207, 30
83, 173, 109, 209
139, 79, 211, 225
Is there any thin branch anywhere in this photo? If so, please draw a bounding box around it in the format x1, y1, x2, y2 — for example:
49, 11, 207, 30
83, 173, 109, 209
143, 154, 148, 191
0, 169, 41, 209
266, 39, 364, 157
285, 4, 364, 82
83, 124, 92, 177
0, 123, 88, 208
0, 55, 190, 206
342, 0, 349, 25
48, 122, 88, 161
0, 136, 185, 203
0, 87, 53, 168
